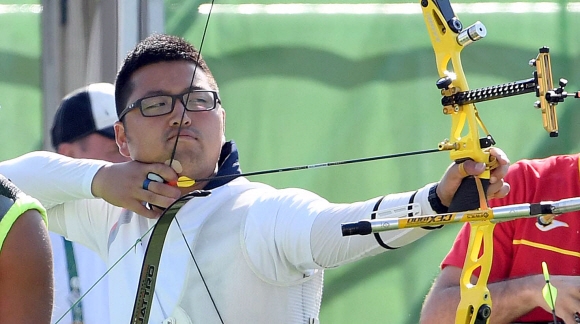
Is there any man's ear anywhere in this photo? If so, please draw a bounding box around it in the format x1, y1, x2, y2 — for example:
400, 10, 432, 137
114, 122, 131, 157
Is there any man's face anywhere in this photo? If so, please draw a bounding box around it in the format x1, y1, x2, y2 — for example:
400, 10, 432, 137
115, 60, 226, 182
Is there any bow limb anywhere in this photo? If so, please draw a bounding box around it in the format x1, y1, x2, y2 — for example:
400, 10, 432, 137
422, 0, 492, 176
130, 191, 211, 324
421, 1, 494, 323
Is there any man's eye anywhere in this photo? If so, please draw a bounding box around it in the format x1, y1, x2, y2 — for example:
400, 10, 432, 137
143, 102, 167, 110
186, 94, 211, 107
192, 98, 208, 104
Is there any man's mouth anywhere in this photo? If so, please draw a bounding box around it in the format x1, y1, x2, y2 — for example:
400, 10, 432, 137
168, 130, 197, 141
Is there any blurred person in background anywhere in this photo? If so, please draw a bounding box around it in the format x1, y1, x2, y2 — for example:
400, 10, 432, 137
49, 82, 129, 323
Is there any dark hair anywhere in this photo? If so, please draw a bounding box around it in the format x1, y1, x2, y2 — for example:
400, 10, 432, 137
114, 34, 218, 118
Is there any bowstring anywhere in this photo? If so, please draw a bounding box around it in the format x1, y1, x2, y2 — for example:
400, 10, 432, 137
166, 0, 225, 321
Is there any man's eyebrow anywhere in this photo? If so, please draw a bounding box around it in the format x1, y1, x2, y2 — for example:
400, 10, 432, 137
140, 86, 203, 97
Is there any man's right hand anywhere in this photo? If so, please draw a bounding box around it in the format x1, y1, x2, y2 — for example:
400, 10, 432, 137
91, 161, 181, 219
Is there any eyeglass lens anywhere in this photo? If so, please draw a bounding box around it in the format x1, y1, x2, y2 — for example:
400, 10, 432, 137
141, 91, 216, 116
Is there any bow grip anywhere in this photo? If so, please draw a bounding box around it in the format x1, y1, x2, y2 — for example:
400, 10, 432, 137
448, 176, 489, 212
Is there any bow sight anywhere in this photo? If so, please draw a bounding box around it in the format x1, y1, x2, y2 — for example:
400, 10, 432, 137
437, 46, 580, 138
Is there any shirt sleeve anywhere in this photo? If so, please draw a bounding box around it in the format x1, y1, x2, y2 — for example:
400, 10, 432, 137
0, 151, 109, 209
310, 183, 437, 269
47, 197, 117, 261
244, 183, 438, 283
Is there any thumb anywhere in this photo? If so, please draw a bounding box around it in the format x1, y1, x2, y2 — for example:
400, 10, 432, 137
456, 160, 486, 179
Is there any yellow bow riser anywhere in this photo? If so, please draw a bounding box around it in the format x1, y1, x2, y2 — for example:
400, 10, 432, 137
421, 1, 495, 323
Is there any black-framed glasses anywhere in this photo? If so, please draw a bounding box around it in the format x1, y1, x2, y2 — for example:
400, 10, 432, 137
119, 89, 221, 120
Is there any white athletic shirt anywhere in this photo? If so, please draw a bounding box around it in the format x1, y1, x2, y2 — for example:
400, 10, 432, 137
0, 151, 438, 323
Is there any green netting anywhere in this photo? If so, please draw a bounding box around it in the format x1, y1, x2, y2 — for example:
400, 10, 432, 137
3, 0, 580, 322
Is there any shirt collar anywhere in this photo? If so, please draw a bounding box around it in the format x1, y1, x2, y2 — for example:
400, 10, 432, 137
204, 140, 242, 190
